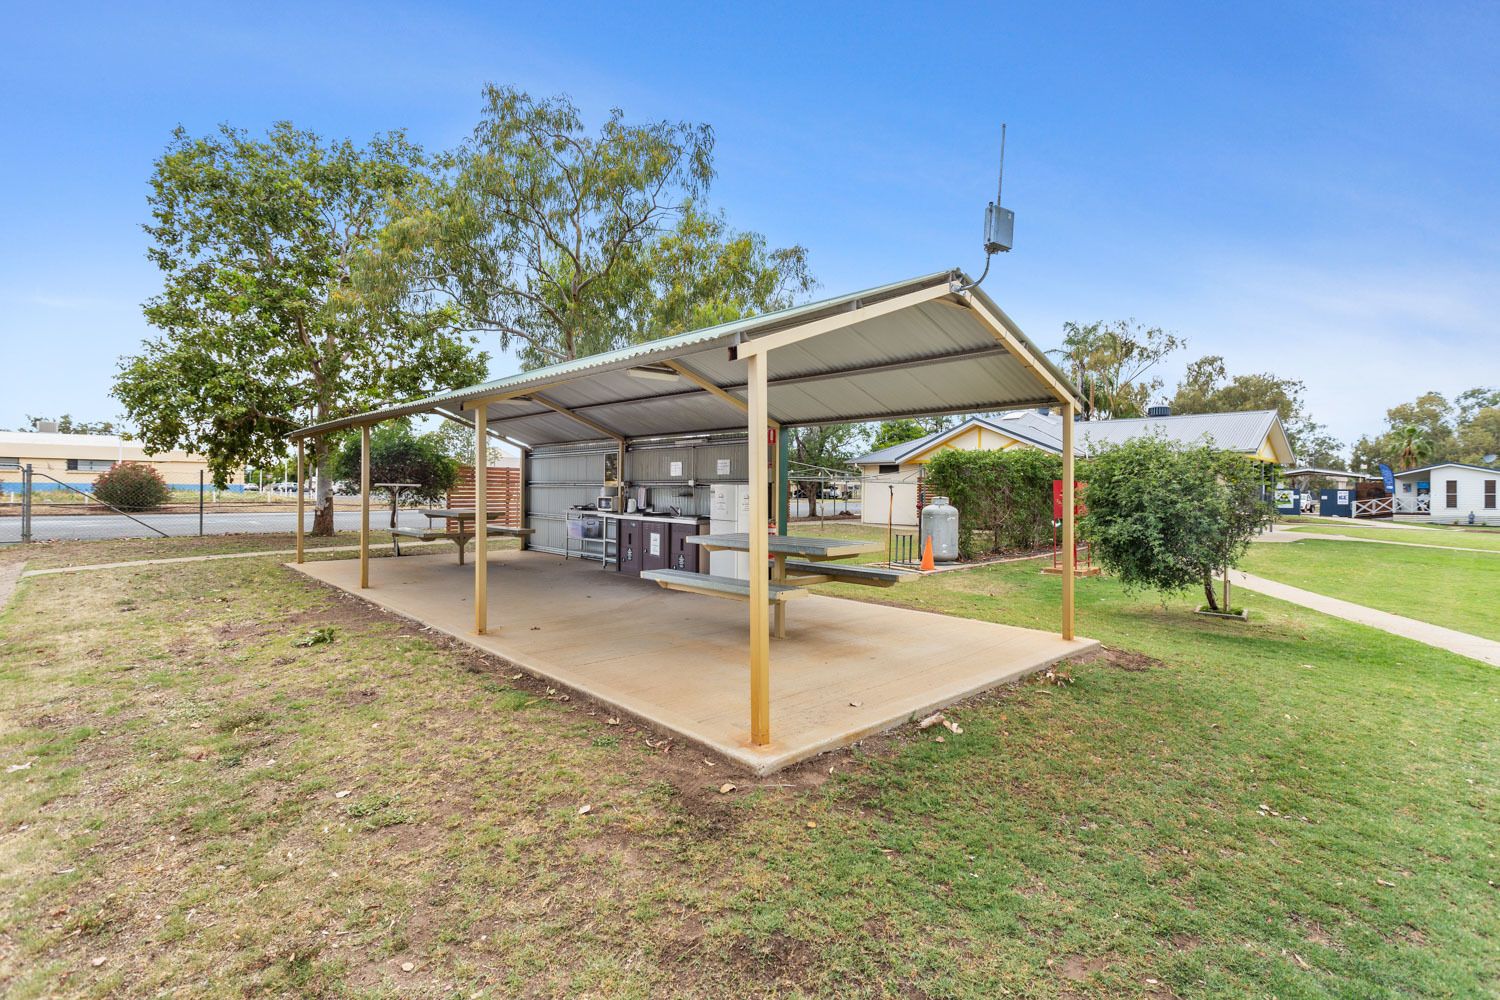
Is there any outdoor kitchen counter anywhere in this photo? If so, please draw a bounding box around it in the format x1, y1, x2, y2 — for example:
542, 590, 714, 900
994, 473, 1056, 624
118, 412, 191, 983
593, 511, 706, 526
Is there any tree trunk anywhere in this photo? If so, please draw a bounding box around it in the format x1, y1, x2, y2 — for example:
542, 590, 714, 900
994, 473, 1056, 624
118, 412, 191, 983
312, 435, 335, 536
1202, 569, 1219, 612
1223, 573, 1231, 614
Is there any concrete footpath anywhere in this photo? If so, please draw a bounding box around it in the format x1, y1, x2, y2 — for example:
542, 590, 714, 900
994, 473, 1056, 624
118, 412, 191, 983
1231, 570, 1500, 668
1254, 524, 1497, 554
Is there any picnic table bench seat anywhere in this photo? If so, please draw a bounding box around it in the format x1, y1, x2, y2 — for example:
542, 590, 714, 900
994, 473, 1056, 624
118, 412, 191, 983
780, 560, 917, 588
641, 569, 806, 603
485, 524, 536, 537
391, 525, 472, 561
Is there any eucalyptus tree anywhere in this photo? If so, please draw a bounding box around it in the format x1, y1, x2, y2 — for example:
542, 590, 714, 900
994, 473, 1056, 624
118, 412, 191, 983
372, 85, 814, 368
1050, 320, 1182, 420
115, 123, 488, 534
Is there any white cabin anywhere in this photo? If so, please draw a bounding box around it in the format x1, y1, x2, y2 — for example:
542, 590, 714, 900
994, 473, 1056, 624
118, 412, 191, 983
1391, 462, 1500, 525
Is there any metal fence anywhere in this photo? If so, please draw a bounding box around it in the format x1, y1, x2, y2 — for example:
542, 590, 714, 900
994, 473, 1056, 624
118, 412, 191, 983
0, 465, 423, 545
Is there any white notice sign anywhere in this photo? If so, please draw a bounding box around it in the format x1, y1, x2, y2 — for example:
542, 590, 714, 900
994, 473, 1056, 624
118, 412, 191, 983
648, 533, 661, 556
669, 461, 682, 476
1337, 490, 1349, 505
716, 458, 731, 475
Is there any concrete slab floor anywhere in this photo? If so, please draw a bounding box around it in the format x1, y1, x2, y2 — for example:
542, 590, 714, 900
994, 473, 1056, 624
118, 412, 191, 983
289, 550, 1099, 774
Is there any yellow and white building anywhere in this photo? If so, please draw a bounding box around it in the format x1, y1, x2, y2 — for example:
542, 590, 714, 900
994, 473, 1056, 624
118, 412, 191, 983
853, 408, 1295, 526
0, 431, 236, 493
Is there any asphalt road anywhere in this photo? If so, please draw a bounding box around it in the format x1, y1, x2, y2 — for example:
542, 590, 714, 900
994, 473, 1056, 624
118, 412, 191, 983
0, 509, 431, 543
1, 502, 866, 544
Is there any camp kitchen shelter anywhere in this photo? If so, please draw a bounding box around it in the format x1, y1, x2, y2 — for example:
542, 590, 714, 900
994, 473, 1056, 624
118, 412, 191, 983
288, 270, 1095, 772
853, 407, 1295, 527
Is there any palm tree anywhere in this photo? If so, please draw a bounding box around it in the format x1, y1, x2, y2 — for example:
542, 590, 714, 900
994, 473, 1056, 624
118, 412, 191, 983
1396, 424, 1432, 469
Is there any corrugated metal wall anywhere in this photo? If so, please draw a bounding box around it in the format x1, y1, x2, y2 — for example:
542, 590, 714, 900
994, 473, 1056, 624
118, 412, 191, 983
526, 433, 749, 556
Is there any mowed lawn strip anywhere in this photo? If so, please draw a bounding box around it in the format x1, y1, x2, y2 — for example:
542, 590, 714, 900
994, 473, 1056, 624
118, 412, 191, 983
0, 539, 1493, 998
1241, 538, 1500, 641
1287, 523, 1500, 552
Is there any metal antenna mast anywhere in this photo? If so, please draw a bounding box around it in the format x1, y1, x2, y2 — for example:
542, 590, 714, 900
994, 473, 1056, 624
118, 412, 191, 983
953, 123, 1015, 293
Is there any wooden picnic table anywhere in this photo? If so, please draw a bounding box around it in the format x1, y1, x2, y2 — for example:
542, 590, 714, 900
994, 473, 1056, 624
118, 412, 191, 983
398, 509, 532, 564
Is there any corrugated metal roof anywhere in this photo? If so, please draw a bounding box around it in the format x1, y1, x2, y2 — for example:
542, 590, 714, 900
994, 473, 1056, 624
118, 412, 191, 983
852, 410, 1071, 465
854, 409, 1297, 465
289, 268, 1081, 445
1075, 410, 1293, 462
1394, 461, 1500, 477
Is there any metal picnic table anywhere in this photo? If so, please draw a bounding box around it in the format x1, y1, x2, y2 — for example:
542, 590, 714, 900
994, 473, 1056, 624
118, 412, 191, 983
683, 532, 904, 637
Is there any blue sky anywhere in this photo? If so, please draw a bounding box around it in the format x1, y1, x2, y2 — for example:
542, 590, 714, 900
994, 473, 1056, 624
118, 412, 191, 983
2, 1, 1496, 450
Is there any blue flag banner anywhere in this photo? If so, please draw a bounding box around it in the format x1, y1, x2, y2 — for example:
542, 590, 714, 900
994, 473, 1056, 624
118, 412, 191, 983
1378, 463, 1395, 494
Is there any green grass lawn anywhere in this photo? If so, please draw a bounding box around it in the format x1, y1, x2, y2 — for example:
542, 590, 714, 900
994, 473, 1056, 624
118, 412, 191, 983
1285, 522, 1500, 551
0, 536, 1495, 997
1242, 539, 1500, 640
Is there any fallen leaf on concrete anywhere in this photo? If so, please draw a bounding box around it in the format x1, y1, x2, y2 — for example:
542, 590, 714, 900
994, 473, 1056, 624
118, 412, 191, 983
849, 701, 861, 708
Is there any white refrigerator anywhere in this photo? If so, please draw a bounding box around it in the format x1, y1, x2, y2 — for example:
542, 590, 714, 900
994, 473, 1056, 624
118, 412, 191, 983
709, 483, 750, 580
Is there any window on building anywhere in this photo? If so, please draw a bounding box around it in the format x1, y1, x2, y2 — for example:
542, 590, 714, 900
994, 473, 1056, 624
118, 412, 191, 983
878, 464, 900, 475
1445, 480, 1458, 509
1486, 480, 1496, 509
66, 458, 116, 473
0, 457, 18, 470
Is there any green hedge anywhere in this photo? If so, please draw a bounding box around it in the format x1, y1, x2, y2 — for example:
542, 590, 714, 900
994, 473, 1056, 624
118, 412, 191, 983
924, 448, 1062, 558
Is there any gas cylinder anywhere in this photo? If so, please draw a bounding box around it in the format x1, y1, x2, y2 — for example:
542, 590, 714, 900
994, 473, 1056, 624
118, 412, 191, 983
921, 496, 959, 562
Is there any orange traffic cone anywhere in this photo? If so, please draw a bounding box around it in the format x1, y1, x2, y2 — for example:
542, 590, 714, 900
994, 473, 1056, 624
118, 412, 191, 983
919, 535, 936, 572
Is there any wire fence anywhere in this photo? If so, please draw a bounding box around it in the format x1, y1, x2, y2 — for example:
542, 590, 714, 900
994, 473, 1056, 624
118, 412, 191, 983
0, 466, 425, 545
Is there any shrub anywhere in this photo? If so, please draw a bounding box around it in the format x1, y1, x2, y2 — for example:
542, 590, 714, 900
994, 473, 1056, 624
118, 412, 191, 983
924, 448, 1062, 558
333, 421, 458, 503
1080, 436, 1271, 611
92, 461, 172, 511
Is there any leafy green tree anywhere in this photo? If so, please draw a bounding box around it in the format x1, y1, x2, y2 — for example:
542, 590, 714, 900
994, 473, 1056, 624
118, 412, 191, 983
114, 123, 488, 535
787, 424, 862, 472
1050, 320, 1182, 420
17, 414, 120, 435
1350, 391, 1458, 471
1081, 437, 1270, 613
372, 86, 814, 368
1457, 407, 1500, 464
1171, 355, 1340, 465
332, 422, 458, 504
867, 417, 950, 453
1455, 386, 1500, 426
